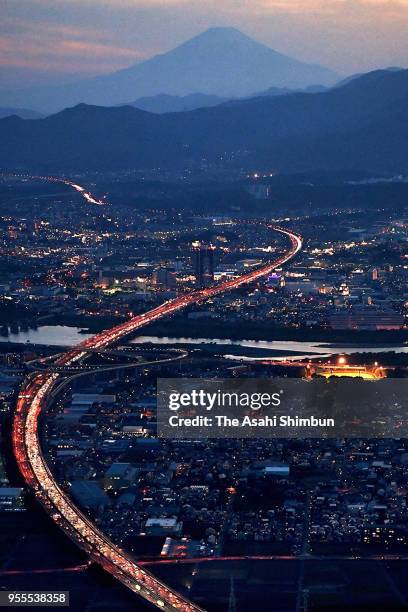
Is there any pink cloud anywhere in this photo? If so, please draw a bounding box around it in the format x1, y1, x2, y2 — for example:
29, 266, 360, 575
0, 18, 147, 74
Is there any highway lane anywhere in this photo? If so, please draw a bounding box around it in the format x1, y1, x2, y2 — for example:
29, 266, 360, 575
12, 186, 302, 610
13, 359, 202, 612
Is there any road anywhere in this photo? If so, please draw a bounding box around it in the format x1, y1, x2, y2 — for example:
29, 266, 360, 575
12, 179, 302, 611
138, 552, 408, 565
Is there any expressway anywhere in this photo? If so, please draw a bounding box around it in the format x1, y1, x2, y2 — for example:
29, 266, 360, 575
10, 173, 105, 205
12, 183, 302, 610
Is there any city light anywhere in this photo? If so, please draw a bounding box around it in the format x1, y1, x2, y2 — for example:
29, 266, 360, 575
11, 190, 302, 611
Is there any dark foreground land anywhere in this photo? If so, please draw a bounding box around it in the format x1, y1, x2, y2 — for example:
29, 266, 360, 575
2, 504, 408, 611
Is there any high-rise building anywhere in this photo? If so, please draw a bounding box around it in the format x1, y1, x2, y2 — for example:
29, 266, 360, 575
153, 267, 177, 290
192, 241, 215, 287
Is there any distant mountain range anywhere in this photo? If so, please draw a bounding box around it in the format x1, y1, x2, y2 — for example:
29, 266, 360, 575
127, 85, 329, 114
0, 87, 327, 120
1, 69, 407, 175
0, 27, 339, 113
0, 107, 44, 120
125, 93, 229, 114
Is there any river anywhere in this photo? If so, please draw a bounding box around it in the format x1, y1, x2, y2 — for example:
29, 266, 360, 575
2, 326, 407, 360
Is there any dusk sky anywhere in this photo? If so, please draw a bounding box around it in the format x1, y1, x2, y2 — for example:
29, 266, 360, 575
1, 0, 408, 89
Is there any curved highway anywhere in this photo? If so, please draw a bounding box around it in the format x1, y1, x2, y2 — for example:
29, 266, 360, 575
12, 179, 302, 611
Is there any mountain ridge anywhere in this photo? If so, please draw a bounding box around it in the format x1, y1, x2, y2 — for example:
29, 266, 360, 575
1, 69, 406, 175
